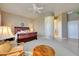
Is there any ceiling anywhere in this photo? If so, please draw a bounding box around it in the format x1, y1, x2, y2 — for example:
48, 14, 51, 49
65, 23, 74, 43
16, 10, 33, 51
0, 3, 79, 19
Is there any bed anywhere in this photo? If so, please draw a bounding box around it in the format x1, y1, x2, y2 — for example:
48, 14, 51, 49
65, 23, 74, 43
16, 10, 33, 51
14, 27, 37, 43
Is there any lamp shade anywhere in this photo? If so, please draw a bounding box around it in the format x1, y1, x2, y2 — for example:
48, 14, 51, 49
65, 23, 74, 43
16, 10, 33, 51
0, 26, 13, 40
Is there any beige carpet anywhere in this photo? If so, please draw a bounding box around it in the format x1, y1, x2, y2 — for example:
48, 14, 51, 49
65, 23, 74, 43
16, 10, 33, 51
24, 37, 76, 56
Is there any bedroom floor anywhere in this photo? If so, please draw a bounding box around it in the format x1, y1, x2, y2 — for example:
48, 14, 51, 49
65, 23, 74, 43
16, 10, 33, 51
59, 39, 79, 55
24, 36, 79, 56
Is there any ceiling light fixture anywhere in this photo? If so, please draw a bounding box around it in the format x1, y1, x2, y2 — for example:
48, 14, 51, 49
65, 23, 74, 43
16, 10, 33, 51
54, 16, 58, 20
32, 4, 44, 14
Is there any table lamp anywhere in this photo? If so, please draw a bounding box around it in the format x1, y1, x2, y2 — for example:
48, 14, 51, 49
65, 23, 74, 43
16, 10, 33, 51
0, 26, 13, 40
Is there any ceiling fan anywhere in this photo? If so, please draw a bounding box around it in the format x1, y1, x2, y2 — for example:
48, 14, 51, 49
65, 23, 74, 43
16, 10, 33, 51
32, 4, 44, 14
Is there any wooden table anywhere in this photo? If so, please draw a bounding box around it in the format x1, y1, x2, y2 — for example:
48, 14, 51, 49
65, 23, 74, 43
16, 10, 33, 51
33, 45, 55, 56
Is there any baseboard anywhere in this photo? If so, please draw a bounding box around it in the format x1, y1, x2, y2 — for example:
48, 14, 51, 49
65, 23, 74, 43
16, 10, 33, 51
68, 38, 79, 40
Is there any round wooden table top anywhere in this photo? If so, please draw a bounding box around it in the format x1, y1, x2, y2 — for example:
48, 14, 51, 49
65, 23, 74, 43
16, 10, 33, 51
33, 45, 55, 56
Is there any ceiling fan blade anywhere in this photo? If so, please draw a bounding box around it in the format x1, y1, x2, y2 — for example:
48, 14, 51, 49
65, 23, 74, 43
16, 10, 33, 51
32, 4, 43, 14
32, 4, 37, 10
38, 7, 43, 10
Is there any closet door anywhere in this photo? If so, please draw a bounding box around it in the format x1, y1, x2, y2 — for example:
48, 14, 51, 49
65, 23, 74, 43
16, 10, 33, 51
45, 16, 54, 38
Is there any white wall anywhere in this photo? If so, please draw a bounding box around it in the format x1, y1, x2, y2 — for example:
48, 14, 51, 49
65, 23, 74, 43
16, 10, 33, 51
62, 13, 68, 39
33, 17, 45, 36
2, 12, 45, 36
2, 12, 33, 33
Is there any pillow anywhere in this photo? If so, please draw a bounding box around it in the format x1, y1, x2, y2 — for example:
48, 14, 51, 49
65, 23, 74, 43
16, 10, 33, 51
16, 30, 30, 34
0, 41, 12, 54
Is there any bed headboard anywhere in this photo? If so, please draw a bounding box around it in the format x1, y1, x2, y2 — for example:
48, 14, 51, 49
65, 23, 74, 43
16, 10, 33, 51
14, 27, 30, 34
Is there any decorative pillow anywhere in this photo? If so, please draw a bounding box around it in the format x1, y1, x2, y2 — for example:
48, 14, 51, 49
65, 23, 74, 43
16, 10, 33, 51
0, 41, 12, 53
